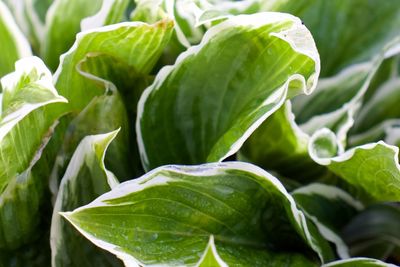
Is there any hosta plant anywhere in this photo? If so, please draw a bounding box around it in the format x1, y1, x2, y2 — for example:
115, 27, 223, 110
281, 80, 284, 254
0, 0, 399, 266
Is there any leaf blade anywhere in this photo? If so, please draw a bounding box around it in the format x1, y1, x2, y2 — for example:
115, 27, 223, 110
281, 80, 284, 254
138, 12, 320, 170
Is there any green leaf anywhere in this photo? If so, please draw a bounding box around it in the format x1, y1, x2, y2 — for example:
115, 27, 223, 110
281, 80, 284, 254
0, 1, 31, 79
32, 0, 54, 23
51, 131, 123, 267
0, 57, 67, 249
42, 0, 129, 70
80, 0, 130, 32
50, 50, 146, 190
267, 0, 400, 76
309, 129, 400, 203
0, 229, 51, 267
48, 20, 173, 195
42, 0, 103, 70
342, 204, 400, 261
53, 20, 174, 114
197, 0, 263, 25
131, 0, 205, 48
49, 92, 133, 194
293, 62, 378, 135
3, 0, 48, 54
130, 0, 202, 67
62, 162, 333, 266
131, 0, 169, 23
138, 12, 320, 170
292, 183, 364, 258
322, 258, 397, 267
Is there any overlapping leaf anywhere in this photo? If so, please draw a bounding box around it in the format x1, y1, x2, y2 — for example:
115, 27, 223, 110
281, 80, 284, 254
48, 20, 174, 191
51, 131, 122, 267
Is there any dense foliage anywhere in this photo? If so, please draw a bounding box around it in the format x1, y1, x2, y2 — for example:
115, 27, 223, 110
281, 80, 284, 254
0, 0, 399, 266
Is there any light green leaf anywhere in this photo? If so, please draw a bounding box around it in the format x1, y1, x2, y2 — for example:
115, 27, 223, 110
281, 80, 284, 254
267, 0, 400, 76
0, 1, 31, 79
3, 0, 48, 54
1, 57, 66, 139
51, 131, 122, 267
292, 183, 364, 259
62, 162, 333, 266
0, 57, 67, 249
322, 258, 397, 267
42, 0, 129, 70
309, 129, 400, 203
132, 0, 204, 48
53, 20, 174, 114
42, 0, 103, 70
131, 0, 169, 24
138, 12, 320, 171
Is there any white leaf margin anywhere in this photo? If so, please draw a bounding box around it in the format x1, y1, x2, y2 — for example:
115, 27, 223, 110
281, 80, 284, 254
309, 128, 400, 170
80, 0, 117, 31
322, 257, 397, 267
